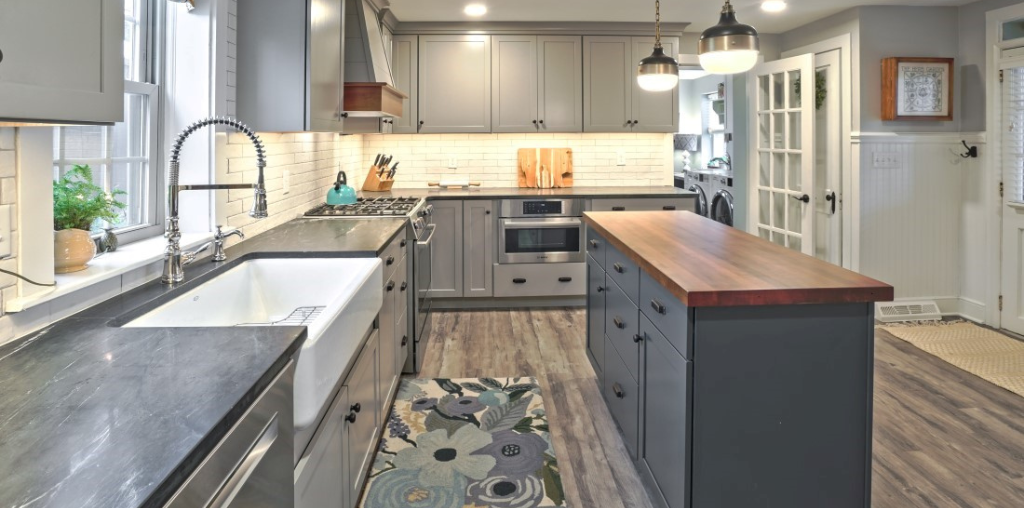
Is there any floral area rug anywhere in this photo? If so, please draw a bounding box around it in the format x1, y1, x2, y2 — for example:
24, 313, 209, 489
359, 377, 566, 508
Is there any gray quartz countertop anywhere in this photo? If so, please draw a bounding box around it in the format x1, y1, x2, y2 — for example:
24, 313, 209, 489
0, 217, 406, 508
362, 185, 695, 200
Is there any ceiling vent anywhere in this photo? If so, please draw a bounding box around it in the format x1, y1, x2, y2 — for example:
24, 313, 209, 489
875, 300, 942, 323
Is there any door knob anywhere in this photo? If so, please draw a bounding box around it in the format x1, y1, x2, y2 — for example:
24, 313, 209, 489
825, 190, 837, 215
791, 194, 810, 204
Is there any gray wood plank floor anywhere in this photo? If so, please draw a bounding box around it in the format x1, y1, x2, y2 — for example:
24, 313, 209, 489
416, 309, 1024, 507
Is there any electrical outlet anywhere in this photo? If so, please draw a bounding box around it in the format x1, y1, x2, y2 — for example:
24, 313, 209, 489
872, 152, 902, 168
616, 150, 626, 166
283, 170, 291, 194
0, 205, 11, 259
447, 156, 458, 169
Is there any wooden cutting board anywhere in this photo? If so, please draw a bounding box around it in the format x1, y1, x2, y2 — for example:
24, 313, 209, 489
517, 148, 573, 188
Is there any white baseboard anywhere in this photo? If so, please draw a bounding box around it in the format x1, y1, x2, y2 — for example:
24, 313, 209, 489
957, 297, 987, 324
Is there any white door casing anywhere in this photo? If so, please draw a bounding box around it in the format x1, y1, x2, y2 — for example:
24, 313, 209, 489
748, 54, 816, 255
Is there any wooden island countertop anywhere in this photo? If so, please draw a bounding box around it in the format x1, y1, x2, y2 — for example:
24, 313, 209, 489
583, 211, 894, 307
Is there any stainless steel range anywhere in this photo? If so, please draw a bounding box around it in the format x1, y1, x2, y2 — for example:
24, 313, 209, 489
304, 197, 435, 374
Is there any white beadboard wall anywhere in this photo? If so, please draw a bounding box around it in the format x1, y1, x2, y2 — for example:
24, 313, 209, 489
217, 132, 365, 238
360, 133, 674, 188
857, 135, 986, 317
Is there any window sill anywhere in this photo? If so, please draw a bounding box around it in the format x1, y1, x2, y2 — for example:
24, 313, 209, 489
5, 233, 213, 313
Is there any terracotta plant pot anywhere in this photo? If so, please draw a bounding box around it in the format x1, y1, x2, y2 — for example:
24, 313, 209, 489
54, 229, 96, 273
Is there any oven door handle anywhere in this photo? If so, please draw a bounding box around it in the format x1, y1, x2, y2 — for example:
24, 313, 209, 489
417, 224, 437, 247
501, 218, 583, 229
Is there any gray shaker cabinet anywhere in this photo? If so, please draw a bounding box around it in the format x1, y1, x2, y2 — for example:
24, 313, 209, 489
0, 0, 124, 124
345, 331, 380, 508
582, 36, 679, 133
463, 200, 495, 298
418, 35, 491, 133
492, 36, 582, 133
391, 35, 419, 133
427, 200, 464, 298
237, 0, 345, 132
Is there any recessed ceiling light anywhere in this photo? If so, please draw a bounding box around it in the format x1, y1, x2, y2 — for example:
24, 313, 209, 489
464, 4, 487, 16
761, 0, 787, 13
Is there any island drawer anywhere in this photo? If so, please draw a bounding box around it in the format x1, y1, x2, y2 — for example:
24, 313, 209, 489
586, 225, 606, 269
379, 234, 407, 281
640, 270, 692, 360
591, 197, 693, 212
605, 277, 640, 381
606, 242, 640, 305
493, 263, 586, 298
603, 336, 639, 461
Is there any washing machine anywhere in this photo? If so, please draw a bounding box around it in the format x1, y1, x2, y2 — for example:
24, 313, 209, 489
709, 174, 735, 227
683, 171, 710, 217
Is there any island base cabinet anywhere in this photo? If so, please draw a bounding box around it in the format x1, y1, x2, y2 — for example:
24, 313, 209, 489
688, 304, 873, 508
603, 336, 639, 461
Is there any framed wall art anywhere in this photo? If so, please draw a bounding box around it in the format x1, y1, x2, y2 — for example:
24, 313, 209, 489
881, 57, 954, 121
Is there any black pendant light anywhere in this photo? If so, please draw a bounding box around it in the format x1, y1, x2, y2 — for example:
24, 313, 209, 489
637, 0, 680, 92
698, 0, 760, 74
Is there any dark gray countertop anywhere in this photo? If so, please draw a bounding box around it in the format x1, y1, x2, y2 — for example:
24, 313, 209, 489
362, 185, 695, 200
0, 217, 406, 508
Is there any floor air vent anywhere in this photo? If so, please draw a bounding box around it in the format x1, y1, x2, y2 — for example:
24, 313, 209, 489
875, 300, 941, 323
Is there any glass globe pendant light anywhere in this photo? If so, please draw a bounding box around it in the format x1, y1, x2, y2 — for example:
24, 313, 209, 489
637, 0, 680, 92
698, 0, 760, 75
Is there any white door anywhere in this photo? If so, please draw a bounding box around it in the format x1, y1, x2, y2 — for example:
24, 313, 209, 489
1001, 65, 1024, 336
748, 54, 816, 254
814, 50, 843, 265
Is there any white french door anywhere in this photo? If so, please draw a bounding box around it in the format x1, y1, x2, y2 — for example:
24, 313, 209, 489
1000, 64, 1024, 336
748, 54, 816, 254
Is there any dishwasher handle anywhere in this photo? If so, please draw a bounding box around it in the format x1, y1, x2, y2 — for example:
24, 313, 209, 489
208, 412, 280, 508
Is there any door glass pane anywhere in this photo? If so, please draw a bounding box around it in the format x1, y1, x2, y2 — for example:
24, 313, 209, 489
759, 152, 770, 186
788, 112, 801, 150
758, 228, 770, 240
772, 192, 785, 228
772, 113, 785, 148
758, 113, 770, 149
759, 75, 770, 111
758, 189, 770, 225
788, 153, 802, 192
771, 231, 786, 246
788, 70, 801, 109
788, 235, 802, 252
773, 153, 785, 189
772, 73, 785, 110
787, 195, 802, 234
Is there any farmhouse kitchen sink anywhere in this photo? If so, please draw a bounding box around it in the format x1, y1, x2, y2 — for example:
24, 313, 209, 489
125, 258, 384, 430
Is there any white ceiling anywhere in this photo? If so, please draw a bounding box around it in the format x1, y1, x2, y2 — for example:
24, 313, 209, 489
387, 0, 974, 34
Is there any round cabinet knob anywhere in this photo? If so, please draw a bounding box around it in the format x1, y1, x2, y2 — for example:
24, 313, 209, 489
400, 281, 408, 291
345, 412, 357, 423
387, 281, 396, 291
532, 120, 538, 124
401, 335, 408, 346
0, 48, 4, 64
419, 120, 425, 125
539, 120, 544, 124
400, 239, 408, 247
633, 334, 644, 344
386, 255, 395, 265
351, 403, 362, 413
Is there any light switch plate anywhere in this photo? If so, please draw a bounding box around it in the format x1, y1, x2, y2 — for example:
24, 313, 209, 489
616, 150, 626, 166
0, 205, 11, 259
447, 157, 458, 169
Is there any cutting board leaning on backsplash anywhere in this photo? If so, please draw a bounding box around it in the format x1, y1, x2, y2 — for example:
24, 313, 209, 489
517, 148, 574, 188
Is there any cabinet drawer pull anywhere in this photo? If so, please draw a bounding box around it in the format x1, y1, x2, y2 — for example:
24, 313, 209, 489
589, 239, 600, 249
513, 278, 527, 284
613, 263, 625, 274
612, 206, 626, 211
633, 333, 643, 343
400, 239, 408, 247
386, 281, 395, 291
386, 255, 395, 266
613, 316, 625, 329
662, 205, 677, 211
612, 383, 625, 398
345, 411, 357, 423
401, 335, 408, 346
558, 276, 573, 283
401, 281, 408, 291
650, 299, 667, 315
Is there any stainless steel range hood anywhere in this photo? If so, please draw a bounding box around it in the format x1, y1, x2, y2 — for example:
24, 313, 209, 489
344, 0, 405, 118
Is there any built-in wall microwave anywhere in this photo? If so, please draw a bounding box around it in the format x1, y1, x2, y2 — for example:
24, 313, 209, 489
497, 199, 584, 264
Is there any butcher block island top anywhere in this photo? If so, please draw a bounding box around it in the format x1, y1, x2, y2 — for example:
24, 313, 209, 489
583, 211, 894, 307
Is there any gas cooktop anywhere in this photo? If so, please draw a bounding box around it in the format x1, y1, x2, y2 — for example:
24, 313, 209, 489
305, 197, 422, 217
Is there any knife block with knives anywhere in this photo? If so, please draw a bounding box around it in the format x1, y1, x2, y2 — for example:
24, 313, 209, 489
362, 153, 399, 192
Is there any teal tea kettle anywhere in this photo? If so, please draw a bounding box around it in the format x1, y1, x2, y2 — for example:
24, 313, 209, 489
326, 171, 357, 205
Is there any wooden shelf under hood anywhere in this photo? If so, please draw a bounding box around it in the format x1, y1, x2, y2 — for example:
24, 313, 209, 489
343, 82, 408, 118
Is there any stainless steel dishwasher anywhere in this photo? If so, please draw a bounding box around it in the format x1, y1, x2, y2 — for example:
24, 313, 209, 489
164, 361, 295, 508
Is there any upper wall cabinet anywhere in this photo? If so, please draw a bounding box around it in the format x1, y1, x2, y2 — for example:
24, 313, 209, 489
491, 36, 583, 133
418, 35, 491, 133
0, 0, 124, 124
583, 36, 678, 133
237, 0, 345, 132
391, 35, 419, 134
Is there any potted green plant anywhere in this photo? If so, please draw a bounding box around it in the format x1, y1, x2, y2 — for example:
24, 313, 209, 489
52, 165, 126, 273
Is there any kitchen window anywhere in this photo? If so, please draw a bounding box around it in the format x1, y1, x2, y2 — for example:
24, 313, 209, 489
700, 91, 727, 167
52, 0, 162, 244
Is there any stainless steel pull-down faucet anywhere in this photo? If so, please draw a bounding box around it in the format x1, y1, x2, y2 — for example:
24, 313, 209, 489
163, 116, 268, 284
